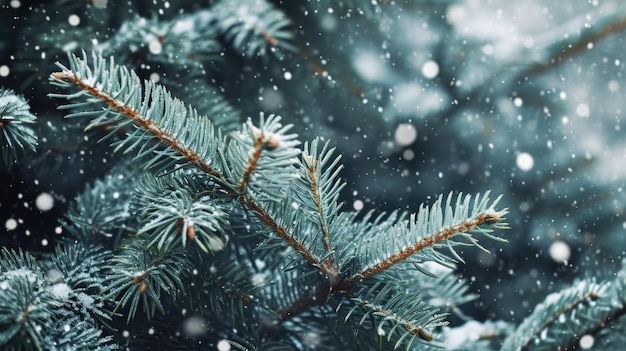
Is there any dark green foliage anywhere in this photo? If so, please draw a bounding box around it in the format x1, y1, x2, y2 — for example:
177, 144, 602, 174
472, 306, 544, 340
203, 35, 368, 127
341, 280, 446, 348
61, 163, 140, 247
349, 192, 508, 279
3, 1, 626, 350
0, 272, 63, 350
211, 0, 296, 58
42, 314, 117, 351
49, 51, 225, 176
102, 236, 191, 322
133, 172, 232, 253
46, 243, 112, 322
0, 89, 37, 168
0, 248, 116, 350
225, 114, 301, 199
98, 14, 221, 73
163, 77, 241, 133
501, 262, 626, 351
42, 50, 509, 349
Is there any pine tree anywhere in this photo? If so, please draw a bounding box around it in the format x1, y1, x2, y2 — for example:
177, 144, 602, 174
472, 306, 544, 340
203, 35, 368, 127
1, 1, 626, 350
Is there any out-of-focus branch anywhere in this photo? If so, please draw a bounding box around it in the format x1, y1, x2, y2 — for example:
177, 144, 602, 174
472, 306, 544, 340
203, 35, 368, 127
522, 4, 626, 78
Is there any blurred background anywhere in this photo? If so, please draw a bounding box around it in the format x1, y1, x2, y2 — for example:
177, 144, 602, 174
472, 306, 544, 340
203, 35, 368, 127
1, 0, 625, 327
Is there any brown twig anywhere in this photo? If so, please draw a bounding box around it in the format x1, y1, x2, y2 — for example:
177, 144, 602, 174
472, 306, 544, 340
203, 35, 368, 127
352, 297, 434, 341
51, 72, 223, 180
242, 197, 321, 268
306, 156, 333, 254
238, 135, 264, 193
347, 211, 504, 285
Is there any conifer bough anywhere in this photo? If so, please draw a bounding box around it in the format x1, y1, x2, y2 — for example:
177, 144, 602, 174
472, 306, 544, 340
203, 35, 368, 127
44, 51, 511, 349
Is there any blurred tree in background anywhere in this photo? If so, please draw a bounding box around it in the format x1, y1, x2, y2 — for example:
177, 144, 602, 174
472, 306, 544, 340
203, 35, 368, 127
1, 0, 626, 350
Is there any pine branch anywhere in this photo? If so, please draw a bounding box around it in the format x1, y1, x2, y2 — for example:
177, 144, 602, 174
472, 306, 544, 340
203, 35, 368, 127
49, 51, 324, 270
502, 260, 626, 351
242, 197, 322, 268
347, 192, 508, 284
524, 290, 601, 351
298, 139, 345, 256
49, 51, 224, 180
97, 13, 222, 73
133, 172, 232, 253
0, 272, 64, 349
523, 4, 626, 78
211, 0, 296, 58
46, 243, 113, 323
42, 314, 118, 351
501, 279, 615, 351
46, 51, 512, 348
0, 88, 38, 168
392, 263, 479, 321
61, 163, 139, 247
102, 236, 191, 322
561, 303, 626, 351
228, 114, 300, 198
339, 281, 447, 349
0, 248, 117, 350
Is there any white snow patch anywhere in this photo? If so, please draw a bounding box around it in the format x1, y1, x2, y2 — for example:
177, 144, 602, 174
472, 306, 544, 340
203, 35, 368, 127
353, 51, 387, 82
149, 40, 162, 55
421, 60, 439, 79
444, 320, 482, 349
35, 193, 54, 211
394, 123, 417, 146
182, 315, 207, 337
3, 269, 38, 284
549, 240, 570, 264
516, 152, 534, 171
576, 103, 590, 117
5, 218, 17, 230
217, 339, 231, 351
68, 14, 80, 26
251, 273, 266, 287
76, 292, 95, 308
51, 282, 71, 300
579, 335, 594, 349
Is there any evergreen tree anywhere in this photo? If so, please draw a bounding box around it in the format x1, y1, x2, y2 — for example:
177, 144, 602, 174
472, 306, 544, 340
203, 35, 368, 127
1, 1, 625, 350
